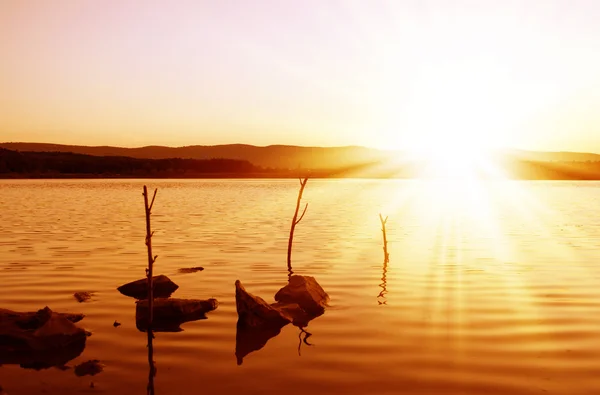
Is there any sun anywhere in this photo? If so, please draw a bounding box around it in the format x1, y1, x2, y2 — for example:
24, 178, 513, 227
411, 144, 484, 179
387, 124, 496, 179
370, 62, 519, 179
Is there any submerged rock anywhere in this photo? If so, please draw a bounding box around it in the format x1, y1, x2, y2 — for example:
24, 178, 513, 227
73, 292, 94, 303
74, 360, 104, 377
235, 280, 291, 329
274, 275, 329, 315
0, 307, 87, 369
135, 298, 218, 332
177, 267, 204, 274
117, 275, 179, 299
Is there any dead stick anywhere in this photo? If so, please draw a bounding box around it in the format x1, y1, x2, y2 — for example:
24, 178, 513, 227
379, 213, 389, 263
287, 177, 309, 274
143, 186, 158, 328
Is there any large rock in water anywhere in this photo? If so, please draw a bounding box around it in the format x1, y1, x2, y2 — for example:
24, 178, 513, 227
274, 275, 329, 315
117, 275, 179, 299
235, 280, 291, 329
135, 298, 218, 332
0, 307, 87, 369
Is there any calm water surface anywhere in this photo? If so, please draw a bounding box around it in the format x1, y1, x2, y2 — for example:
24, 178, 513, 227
1, 179, 600, 394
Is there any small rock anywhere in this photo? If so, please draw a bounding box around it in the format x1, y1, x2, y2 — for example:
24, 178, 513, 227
74, 360, 104, 377
177, 267, 204, 274
113, 320, 121, 328
274, 275, 329, 315
117, 275, 179, 299
73, 292, 93, 303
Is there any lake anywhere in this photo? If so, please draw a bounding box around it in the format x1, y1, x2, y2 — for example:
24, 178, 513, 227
1, 179, 600, 394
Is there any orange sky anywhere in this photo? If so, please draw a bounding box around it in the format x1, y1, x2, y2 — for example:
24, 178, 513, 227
1, 1, 599, 152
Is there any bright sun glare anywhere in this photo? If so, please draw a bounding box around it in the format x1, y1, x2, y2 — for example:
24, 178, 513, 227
381, 70, 514, 179
388, 125, 498, 179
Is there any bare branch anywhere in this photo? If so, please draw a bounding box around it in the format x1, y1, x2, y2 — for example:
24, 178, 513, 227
288, 176, 310, 272
295, 203, 309, 224
142, 185, 158, 329
379, 213, 388, 225
148, 189, 158, 212
379, 213, 389, 264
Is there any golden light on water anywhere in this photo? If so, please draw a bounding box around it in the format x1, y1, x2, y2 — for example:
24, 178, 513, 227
2, 0, 600, 393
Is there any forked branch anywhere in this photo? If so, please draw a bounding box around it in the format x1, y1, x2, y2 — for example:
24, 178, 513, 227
296, 203, 308, 225
287, 176, 309, 274
143, 186, 158, 328
379, 213, 389, 263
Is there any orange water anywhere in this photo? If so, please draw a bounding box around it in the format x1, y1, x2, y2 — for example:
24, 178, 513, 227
1, 179, 600, 394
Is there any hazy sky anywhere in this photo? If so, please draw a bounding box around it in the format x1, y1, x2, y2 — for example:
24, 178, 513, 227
1, 0, 599, 152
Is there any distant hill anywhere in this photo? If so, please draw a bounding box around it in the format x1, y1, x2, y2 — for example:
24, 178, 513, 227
0, 142, 396, 170
0, 148, 265, 178
2, 147, 600, 179
1, 143, 600, 170
501, 149, 600, 162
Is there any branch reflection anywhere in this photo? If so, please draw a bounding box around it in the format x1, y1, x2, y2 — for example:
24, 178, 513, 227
147, 329, 156, 395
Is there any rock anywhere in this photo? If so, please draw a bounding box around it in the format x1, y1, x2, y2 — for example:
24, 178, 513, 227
235, 280, 292, 329
0, 307, 87, 369
74, 360, 104, 377
31, 313, 86, 349
113, 320, 121, 328
270, 302, 313, 328
177, 267, 204, 274
73, 292, 93, 303
117, 275, 179, 299
274, 275, 329, 315
0, 307, 84, 329
135, 298, 218, 332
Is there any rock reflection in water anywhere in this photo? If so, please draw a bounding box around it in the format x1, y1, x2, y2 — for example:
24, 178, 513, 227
135, 298, 218, 333
3, 339, 86, 371
235, 321, 285, 365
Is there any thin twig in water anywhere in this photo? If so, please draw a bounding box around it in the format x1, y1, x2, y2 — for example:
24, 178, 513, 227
287, 176, 309, 276
379, 213, 389, 263
143, 186, 158, 328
